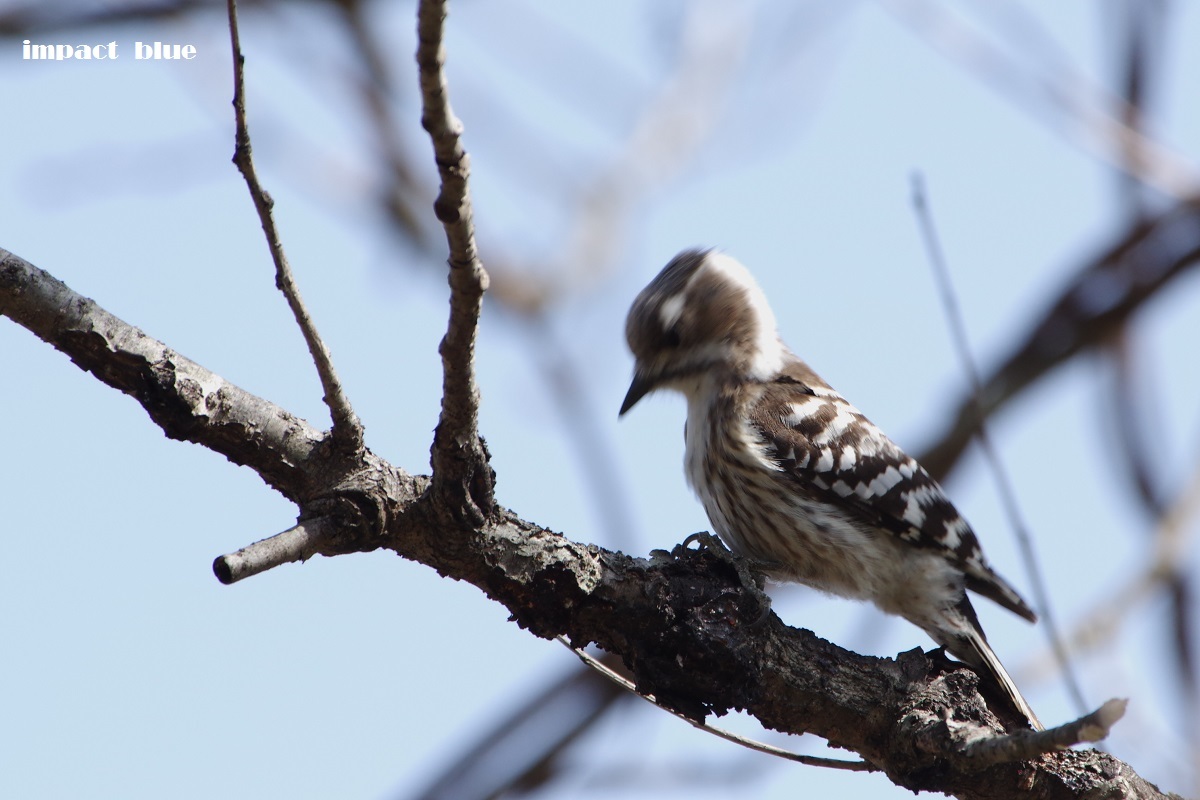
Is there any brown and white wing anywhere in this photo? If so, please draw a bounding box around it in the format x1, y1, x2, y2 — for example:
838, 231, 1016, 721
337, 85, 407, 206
749, 368, 1036, 623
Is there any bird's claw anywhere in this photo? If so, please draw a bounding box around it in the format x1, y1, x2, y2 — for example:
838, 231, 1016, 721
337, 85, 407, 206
680, 531, 728, 555
675, 531, 774, 623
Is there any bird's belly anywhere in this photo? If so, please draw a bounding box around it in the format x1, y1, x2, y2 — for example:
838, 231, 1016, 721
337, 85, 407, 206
699, 476, 964, 627
701, 479, 886, 600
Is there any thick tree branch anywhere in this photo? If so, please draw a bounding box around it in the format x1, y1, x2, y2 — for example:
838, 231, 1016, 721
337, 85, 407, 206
415, 0, 494, 525
0, 249, 323, 502
564, 637, 878, 772
1, 250, 1174, 799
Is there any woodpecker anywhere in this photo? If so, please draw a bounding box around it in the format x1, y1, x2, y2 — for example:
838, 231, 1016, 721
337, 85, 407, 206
620, 248, 1042, 730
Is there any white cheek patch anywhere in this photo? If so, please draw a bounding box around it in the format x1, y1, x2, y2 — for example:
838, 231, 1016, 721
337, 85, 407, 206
658, 292, 686, 331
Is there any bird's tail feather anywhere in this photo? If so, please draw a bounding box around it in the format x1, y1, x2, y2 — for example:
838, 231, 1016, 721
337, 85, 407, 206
942, 597, 1043, 731
960, 626, 1044, 731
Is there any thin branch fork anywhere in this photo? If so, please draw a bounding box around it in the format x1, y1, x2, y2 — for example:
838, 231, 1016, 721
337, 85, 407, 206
416, 0, 494, 522
225, 0, 364, 453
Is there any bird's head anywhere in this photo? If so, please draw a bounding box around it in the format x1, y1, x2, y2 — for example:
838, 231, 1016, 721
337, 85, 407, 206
620, 249, 784, 415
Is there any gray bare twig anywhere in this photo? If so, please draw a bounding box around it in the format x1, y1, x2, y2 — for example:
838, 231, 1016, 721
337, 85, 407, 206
416, 0, 494, 522
225, 0, 364, 452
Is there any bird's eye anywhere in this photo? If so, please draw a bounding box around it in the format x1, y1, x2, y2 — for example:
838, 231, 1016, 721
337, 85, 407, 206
661, 325, 681, 348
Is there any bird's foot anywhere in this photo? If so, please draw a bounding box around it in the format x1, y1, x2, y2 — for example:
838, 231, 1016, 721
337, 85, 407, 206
676, 531, 775, 623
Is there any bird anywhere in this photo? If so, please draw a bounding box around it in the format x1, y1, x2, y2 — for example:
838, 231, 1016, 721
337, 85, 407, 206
619, 248, 1042, 731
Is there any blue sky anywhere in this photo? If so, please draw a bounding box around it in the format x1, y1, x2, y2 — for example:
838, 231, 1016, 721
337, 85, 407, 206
3, 2, 1200, 798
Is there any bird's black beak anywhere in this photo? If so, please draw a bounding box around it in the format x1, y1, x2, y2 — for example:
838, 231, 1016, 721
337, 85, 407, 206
619, 371, 655, 417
